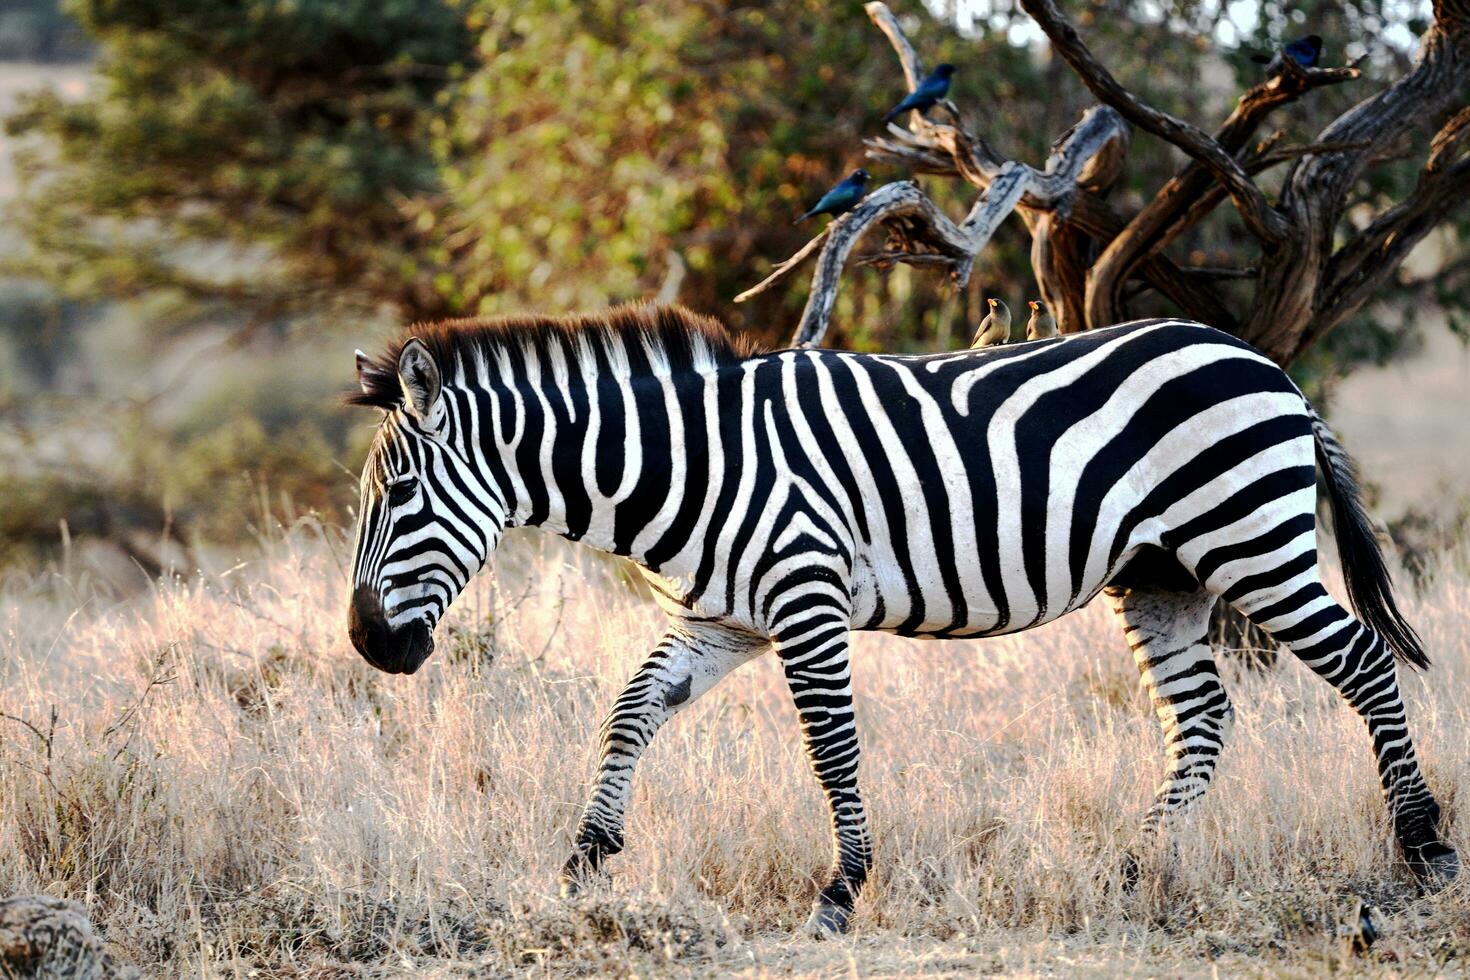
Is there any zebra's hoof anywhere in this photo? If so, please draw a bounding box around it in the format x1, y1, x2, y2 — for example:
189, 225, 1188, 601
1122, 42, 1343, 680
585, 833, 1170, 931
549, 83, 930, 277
802, 901, 851, 939
558, 853, 610, 898
1118, 852, 1142, 892
1409, 846, 1459, 891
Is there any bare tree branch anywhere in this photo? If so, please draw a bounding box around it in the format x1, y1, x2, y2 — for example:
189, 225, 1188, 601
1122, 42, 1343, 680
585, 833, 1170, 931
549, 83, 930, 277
754, 99, 1129, 347
1017, 0, 1291, 248
1178, 266, 1260, 280
1049, 24, 1362, 326
743, 0, 1470, 374
1308, 108, 1470, 346
1247, 18, 1470, 361
738, 2, 1140, 346
1116, 139, 1378, 299
783, 178, 1004, 346
853, 251, 963, 268
734, 228, 830, 303
856, 2, 1249, 330
867, 127, 1236, 325
866, 0, 924, 93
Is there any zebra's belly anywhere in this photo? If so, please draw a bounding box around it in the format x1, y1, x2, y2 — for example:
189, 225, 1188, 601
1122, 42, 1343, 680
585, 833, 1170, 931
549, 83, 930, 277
846, 548, 1120, 638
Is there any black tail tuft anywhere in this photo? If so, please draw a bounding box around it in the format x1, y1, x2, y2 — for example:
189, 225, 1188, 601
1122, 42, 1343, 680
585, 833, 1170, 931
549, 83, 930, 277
1309, 406, 1429, 670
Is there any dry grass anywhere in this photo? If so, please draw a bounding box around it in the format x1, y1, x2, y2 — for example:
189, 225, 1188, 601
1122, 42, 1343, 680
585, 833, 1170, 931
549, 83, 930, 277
1, 522, 1467, 977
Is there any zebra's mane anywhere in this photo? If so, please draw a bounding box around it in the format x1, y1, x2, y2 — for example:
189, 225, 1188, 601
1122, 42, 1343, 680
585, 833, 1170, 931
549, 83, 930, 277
349, 303, 763, 410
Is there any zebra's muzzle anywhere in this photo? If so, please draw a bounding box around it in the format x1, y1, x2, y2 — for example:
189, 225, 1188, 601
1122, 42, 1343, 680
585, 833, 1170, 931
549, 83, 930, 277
349, 585, 435, 675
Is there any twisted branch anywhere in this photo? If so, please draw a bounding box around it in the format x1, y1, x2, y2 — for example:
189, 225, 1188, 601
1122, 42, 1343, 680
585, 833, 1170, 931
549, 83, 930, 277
738, 2, 1130, 346
741, 0, 1470, 367
1082, 62, 1363, 327
1018, 0, 1292, 248
741, 102, 1125, 347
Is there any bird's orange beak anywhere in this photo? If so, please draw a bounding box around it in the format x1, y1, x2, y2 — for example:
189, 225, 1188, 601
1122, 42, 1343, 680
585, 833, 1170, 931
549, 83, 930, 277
988, 299, 997, 307
1028, 301, 1038, 310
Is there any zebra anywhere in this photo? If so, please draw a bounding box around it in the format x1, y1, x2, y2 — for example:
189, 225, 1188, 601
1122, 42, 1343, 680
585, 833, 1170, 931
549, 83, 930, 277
346, 304, 1457, 936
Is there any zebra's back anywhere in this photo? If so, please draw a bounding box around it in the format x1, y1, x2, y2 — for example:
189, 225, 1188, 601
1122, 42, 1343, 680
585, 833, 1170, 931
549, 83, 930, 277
731, 319, 1313, 638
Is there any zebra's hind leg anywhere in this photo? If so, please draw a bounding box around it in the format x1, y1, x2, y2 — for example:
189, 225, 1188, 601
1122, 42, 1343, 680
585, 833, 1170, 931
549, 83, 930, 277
1227, 578, 1458, 886
1106, 585, 1233, 879
560, 622, 766, 896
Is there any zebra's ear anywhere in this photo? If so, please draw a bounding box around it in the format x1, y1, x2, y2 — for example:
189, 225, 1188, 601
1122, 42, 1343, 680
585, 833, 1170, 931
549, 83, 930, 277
397, 338, 442, 420
354, 349, 373, 394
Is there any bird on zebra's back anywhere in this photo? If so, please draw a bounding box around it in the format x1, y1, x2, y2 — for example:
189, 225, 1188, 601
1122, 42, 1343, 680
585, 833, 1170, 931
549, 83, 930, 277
1251, 34, 1323, 73
1026, 299, 1058, 341
882, 63, 956, 125
795, 169, 870, 224
971, 297, 1011, 347
347, 303, 1459, 941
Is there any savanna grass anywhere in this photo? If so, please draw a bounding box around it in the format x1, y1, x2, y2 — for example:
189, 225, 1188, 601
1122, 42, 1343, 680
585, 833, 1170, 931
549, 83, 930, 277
1, 521, 1466, 976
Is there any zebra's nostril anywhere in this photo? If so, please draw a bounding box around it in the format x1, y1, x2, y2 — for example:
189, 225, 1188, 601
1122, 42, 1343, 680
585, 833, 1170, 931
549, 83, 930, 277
348, 585, 388, 662
351, 585, 384, 621
348, 584, 437, 674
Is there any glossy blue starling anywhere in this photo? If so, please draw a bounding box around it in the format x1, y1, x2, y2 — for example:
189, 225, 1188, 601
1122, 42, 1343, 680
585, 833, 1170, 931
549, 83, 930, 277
882, 64, 957, 124
1251, 34, 1323, 73
795, 169, 871, 224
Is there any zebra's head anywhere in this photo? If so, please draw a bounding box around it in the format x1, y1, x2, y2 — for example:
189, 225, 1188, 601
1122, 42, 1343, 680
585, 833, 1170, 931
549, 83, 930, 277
347, 339, 505, 674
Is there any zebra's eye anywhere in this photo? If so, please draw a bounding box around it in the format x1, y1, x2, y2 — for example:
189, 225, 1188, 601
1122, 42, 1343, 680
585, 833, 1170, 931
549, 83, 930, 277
387, 479, 417, 508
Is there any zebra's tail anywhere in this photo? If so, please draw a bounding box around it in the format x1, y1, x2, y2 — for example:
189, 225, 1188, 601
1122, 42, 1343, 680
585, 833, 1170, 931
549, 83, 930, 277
1307, 404, 1429, 670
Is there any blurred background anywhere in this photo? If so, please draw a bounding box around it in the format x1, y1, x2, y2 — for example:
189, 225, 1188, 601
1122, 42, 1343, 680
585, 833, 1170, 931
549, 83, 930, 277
0, 0, 1465, 588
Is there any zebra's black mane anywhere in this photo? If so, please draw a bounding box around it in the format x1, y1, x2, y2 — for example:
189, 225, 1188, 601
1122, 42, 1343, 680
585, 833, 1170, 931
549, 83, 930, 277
349, 303, 764, 410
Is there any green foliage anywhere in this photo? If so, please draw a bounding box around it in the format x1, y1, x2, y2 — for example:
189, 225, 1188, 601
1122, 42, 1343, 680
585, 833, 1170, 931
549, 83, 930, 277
5, 0, 473, 318
0, 0, 1464, 564
440, 0, 1037, 344
0, 469, 160, 566
11, 0, 1456, 353
2, 0, 1049, 347
166, 414, 348, 542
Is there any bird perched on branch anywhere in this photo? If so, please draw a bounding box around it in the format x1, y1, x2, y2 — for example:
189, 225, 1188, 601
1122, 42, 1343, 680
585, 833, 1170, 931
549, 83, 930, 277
971, 298, 1011, 348
1251, 34, 1323, 73
1026, 300, 1058, 340
883, 64, 956, 125
795, 169, 870, 224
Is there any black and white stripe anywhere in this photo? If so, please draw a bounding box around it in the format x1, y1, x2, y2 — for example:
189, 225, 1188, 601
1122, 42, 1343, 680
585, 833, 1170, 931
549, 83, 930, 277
347, 306, 1456, 935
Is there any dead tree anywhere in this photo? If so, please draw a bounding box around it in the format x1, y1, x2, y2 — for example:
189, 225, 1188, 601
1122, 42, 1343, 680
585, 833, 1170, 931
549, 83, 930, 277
738, 0, 1469, 664
737, 0, 1470, 362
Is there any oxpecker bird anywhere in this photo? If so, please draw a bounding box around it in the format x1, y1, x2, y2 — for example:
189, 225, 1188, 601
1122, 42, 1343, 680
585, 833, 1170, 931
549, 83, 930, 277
795, 169, 870, 224
1251, 34, 1323, 73
1026, 300, 1058, 340
883, 64, 956, 124
971, 297, 1011, 348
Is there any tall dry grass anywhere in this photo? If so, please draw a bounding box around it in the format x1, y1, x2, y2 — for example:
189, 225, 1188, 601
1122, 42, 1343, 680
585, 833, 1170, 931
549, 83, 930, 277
1, 522, 1467, 976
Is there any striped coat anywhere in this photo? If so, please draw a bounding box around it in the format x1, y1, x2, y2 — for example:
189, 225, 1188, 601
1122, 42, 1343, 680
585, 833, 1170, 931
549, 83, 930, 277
347, 305, 1456, 936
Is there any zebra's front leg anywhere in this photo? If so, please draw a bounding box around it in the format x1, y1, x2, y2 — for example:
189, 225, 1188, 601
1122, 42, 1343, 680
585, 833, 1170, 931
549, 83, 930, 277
1107, 585, 1233, 877
772, 598, 870, 938
560, 622, 765, 896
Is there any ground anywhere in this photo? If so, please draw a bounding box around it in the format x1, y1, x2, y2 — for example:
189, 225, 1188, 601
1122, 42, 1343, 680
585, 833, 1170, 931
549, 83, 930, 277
1, 524, 1467, 977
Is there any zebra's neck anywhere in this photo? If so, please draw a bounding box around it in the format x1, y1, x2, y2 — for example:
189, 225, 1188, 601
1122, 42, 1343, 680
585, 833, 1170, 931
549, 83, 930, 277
466, 338, 736, 576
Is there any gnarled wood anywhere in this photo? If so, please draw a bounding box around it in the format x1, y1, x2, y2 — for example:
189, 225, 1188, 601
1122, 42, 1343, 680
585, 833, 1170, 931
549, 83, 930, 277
1249, 23, 1470, 362
1083, 61, 1363, 328
743, 0, 1470, 369
760, 100, 1128, 347
1018, 0, 1290, 248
